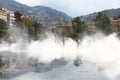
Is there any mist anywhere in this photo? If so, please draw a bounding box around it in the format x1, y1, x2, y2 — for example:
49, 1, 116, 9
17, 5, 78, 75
26, 33, 120, 80
0, 26, 120, 80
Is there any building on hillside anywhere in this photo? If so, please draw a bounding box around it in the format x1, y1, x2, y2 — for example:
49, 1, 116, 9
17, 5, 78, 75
0, 8, 8, 22
0, 8, 15, 26
7, 10, 15, 26
110, 18, 120, 31
57, 12, 72, 31
61, 24, 73, 31
46, 12, 72, 32
58, 12, 63, 27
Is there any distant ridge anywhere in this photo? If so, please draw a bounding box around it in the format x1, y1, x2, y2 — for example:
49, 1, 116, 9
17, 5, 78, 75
0, 0, 71, 26
80, 8, 120, 22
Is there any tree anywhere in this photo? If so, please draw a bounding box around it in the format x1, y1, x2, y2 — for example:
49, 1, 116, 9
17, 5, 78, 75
0, 19, 8, 39
21, 17, 32, 31
32, 21, 43, 40
94, 12, 115, 34
14, 11, 22, 22
72, 17, 86, 33
22, 17, 32, 26
14, 11, 22, 26
71, 17, 86, 39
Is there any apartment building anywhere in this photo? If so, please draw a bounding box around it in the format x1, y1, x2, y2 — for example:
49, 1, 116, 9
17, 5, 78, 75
0, 8, 15, 26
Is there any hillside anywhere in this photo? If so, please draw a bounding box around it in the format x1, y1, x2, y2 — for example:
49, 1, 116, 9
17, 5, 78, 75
80, 8, 120, 22
0, 0, 71, 26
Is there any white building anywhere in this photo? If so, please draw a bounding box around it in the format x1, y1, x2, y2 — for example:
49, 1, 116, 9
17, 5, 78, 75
0, 8, 8, 22
0, 8, 15, 26
7, 10, 15, 26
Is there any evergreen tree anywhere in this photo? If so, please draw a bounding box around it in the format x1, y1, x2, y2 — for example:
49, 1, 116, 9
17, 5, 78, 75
94, 12, 116, 34
14, 11, 22, 26
72, 17, 86, 33
0, 19, 8, 39
70, 17, 86, 39
28, 21, 43, 40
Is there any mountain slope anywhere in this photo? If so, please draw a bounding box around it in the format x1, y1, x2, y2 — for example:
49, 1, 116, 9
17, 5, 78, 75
0, 0, 71, 26
80, 8, 120, 22
0, 0, 31, 10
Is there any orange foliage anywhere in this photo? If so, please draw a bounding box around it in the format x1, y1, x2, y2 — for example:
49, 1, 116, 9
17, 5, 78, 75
21, 16, 32, 26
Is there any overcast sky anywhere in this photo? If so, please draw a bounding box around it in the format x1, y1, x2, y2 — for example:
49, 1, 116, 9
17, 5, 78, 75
15, 0, 120, 17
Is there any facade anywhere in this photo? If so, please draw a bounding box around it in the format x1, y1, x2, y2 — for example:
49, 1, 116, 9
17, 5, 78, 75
7, 10, 15, 26
0, 8, 8, 22
110, 18, 120, 31
0, 8, 15, 26
110, 18, 120, 26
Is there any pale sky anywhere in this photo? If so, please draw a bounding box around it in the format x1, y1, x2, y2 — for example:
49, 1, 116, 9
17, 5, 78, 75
15, 0, 120, 17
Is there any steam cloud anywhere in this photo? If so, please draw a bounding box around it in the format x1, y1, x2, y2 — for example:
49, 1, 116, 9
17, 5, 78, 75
0, 28, 120, 80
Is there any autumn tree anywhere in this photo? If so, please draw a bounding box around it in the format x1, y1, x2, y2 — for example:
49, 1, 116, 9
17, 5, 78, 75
21, 17, 32, 30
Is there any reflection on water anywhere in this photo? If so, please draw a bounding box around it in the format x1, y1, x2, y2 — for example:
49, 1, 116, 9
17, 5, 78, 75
0, 50, 107, 80
1, 33, 120, 80
0, 52, 109, 80
12, 62, 109, 80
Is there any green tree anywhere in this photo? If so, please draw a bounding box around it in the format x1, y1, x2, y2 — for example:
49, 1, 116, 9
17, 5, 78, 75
71, 17, 86, 39
31, 21, 43, 40
94, 12, 115, 34
14, 11, 22, 26
72, 17, 86, 33
0, 19, 8, 39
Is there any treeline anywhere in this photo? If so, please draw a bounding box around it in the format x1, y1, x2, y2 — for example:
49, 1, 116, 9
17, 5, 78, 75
14, 11, 44, 40
0, 11, 120, 42
0, 11, 44, 42
57, 12, 119, 42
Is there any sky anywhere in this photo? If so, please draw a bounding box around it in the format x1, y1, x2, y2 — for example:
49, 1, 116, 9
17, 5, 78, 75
15, 0, 120, 17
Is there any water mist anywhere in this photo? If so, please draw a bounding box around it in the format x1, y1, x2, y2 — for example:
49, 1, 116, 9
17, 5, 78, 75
0, 26, 120, 80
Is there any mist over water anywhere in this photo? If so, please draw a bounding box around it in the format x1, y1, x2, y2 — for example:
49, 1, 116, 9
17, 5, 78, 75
0, 26, 120, 80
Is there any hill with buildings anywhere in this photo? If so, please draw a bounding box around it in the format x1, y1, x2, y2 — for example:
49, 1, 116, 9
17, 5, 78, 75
0, 0, 71, 26
1, 0, 120, 26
